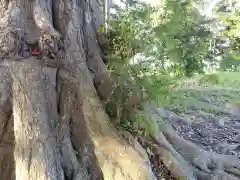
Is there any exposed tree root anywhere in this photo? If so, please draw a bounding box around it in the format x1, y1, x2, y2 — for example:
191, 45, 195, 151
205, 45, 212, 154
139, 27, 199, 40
10, 58, 65, 180
143, 102, 240, 180
57, 66, 157, 180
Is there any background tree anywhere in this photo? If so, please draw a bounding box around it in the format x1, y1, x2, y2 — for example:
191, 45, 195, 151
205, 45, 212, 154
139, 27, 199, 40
218, 3, 240, 71
205, 0, 240, 72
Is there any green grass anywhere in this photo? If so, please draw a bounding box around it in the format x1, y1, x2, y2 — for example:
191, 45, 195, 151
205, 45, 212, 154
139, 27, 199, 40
175, 72, 240, 89
156, 72, 240, 115
229, 100, 240, 108
213, 72, 240, 88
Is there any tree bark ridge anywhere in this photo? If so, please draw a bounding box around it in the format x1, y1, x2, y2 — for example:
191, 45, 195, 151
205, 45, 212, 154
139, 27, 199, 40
10, 58, 64, 180
33, 0, 60, 38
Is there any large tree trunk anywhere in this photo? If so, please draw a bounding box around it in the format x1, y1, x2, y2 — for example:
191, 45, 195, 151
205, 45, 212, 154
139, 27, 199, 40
0, 0, 156, 180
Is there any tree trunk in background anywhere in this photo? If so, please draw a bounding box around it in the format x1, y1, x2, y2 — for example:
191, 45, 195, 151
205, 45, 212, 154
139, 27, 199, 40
0, 0, 156, 180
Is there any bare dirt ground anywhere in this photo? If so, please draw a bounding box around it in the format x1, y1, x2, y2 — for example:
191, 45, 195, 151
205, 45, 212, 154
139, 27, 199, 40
162, 86, 240, 157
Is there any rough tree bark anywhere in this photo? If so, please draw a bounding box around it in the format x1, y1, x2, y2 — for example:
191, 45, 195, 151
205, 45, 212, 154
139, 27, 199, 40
0, 0, 156, 180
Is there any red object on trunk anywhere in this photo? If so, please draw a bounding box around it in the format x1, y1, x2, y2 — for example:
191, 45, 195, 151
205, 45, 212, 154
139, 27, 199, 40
32, 49, 40, 55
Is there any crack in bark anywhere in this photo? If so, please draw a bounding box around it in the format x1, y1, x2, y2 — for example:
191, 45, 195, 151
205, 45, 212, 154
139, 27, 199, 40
33, 0, 60, 38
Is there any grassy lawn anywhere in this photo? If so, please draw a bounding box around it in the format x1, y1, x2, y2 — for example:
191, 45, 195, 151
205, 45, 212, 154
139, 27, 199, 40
158, 72, 240, 115
213, 72, 240, 88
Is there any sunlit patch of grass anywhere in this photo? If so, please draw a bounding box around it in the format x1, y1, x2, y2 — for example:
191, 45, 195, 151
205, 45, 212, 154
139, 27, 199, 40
199, 73, 219, 85
158, 72, 240, 116
229, 100, 240, 108
151, 72, 240, 121
176, 72, 240, 88
206, 72, 240, 88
